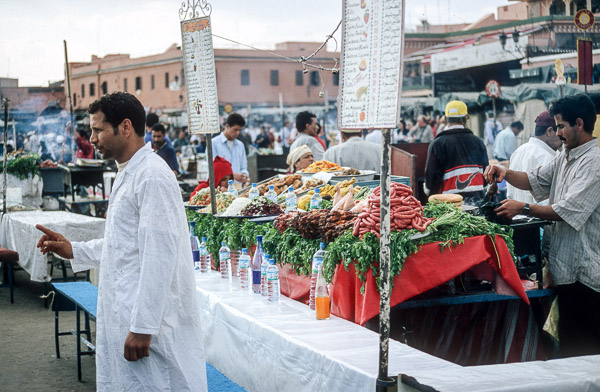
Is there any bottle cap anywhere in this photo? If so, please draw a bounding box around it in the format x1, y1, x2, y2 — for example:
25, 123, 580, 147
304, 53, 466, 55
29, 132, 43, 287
242, 248, 248, 253
228, 180, 233, 185
265, 254, 271, 259
315, 188, 320, 193
221, 241, 226, 246
252, 183, 257, 187
269, 185, 274, 190
201, 237, 207, 241
288, 186, 293, 191
269, 258, 275, 265
320, 242, 326, 249
189, 221, 195, 227
256, 235, 263, 242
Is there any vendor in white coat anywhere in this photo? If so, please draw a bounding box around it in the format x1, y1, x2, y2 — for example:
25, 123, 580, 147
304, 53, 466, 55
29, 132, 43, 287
36, 92, 207, 392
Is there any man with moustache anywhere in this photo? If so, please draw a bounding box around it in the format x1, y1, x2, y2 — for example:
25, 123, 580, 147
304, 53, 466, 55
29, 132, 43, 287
36, 92, 207, 391
289, 111, 324, 161
484, 94, 600, 358
151, 123, 179, 176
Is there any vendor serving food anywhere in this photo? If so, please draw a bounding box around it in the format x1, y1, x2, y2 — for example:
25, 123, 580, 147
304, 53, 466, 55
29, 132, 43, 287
189, 156, 233, 201
287, 145, 314, 173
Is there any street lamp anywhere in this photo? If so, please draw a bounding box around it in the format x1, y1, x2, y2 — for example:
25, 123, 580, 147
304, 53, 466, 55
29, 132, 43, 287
499, 32, 507, 49
512, 29, 520, 44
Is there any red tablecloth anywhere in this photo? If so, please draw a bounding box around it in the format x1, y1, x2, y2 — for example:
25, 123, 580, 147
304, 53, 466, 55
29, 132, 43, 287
329, 234, 529, 325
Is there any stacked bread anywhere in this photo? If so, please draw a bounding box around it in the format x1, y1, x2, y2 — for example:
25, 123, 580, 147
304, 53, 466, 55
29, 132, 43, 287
428, 194, 463, 209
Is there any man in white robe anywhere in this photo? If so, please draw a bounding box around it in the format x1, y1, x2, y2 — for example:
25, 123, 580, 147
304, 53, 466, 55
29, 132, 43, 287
37, 92, 207, 391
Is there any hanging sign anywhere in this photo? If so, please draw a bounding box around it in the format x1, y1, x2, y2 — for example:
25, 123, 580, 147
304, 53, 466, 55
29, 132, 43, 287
485, 80, 501, 98
181, 17, 220, 134
337, 0, 405, 130
575, 9, 594, 30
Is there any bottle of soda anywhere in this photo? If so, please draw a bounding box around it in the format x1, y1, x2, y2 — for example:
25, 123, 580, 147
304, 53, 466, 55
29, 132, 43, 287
265, 185, 277, 203
315, 264, 330, 320
285, 186, 297, 212
267, 258, 280, 303
309, 188, 322, 210
261, 253, 271, 297
199, 237, 210, 273
310, 242, 326, 310
238, 248, 251, 290
252, 235, 264, 294
219, 242, 231, 280
189, 222, 201, 270
227, 180, 238, 198
248, 183, 259, 200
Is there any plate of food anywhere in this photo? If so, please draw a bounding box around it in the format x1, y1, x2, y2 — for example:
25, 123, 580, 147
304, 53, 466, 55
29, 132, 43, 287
330, 169, 377, 183
298, 160, 344, 177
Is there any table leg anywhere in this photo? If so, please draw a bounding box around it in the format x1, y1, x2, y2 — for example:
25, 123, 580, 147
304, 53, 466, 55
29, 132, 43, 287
55, 297, 61, 359
76, 305, 82, 381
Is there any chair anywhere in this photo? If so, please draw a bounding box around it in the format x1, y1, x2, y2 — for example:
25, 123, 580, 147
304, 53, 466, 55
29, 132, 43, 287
0, 247, 20, 304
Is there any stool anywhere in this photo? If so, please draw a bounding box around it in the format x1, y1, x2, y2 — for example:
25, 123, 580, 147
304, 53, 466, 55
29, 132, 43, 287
0, 247, 20, 304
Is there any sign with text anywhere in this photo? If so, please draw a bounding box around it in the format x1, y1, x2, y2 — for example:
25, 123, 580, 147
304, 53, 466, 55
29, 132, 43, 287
338, 0, 405, 130
181, 17, 220, 134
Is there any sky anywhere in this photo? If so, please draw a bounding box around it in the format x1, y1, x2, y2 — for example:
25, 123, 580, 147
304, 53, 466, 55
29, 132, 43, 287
0, 0, 513, 87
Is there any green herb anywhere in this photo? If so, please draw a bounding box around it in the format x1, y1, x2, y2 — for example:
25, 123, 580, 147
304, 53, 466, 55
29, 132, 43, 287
1, 154, 41, 180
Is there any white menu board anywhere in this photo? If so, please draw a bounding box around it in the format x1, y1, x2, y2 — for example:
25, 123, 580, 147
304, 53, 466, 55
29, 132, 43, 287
338, 0, 405, 130
181, 17, 220, 134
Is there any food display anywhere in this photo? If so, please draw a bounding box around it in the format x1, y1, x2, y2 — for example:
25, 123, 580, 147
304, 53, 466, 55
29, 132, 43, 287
336, 168, 361, 176
40, 159, 58, 168
189, 188, 211, 206
274, 209, 356, 242
200, 192, 236, 213
352, 182, 433, 238
222, 197, 252, 216
240, 196, 284, 216
300, 160, 343, 173
428, 193, 463, 209
294, 178, 325, 194
240, 174, 303, 198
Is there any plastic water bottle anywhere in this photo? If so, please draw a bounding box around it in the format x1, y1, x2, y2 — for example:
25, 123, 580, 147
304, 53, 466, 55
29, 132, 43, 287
267, 259, 280, 303
310, 188, 322, 210
261, 253, 271, 297
227, 180, 238, 198
199, 237, 210, 273
285, 186, 297, 212
239, 248, 251, 290
248, 183, 259, 200
219, 242, 231, 280
310, 242, 326, 310
315, 264, 330, 320
189, 222, 201, 270
265, 185, 277, 203
252, 236, 264, 294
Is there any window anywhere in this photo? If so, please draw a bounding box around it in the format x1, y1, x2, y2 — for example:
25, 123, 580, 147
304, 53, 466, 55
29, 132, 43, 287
73, 93, 77, 107
165, 72, 169, 88
151, 75, 155, 90
101, 81, 107, 95
309, 71, 319, 86
89, 83, 95, 97
295, 70, 303, 86
333, 73, 339, 86
81, 84, 85, 98
270, 70, 279, 86
124, 78, 128, 92
135, 76, 142, 91
241, 70, 250, 85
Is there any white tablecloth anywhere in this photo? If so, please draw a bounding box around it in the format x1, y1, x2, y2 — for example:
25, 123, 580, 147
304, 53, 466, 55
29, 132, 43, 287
195, 272, 458, 392
0, 211, 105, 282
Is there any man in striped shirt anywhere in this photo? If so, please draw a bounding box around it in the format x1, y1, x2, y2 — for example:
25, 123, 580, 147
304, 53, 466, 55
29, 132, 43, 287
485, 94, 600, 358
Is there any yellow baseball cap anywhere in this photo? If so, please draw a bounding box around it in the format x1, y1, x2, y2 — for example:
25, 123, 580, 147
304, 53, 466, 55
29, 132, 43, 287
445, 100, 468, 118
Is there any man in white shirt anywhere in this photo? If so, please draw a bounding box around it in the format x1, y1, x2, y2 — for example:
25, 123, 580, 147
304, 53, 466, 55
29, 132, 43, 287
323, 129, 381, 172
36, 92, 207, 391
483, 111, 503, 159
280, 120, 293, 155
289, 111, 325, 161
507, 111, 562, 204
212, 113, 250, 185
493, 121, 524, 161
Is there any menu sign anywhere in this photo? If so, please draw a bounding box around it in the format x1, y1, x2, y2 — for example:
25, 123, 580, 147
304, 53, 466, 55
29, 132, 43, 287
338, 0, 404, 130
181, 17, 220, 134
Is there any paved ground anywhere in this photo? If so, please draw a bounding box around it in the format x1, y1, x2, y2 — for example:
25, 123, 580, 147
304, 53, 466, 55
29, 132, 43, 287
0, 267, 96, 391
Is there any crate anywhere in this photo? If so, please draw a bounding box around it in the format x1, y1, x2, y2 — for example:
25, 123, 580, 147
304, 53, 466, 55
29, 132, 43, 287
356, 175, 410, 189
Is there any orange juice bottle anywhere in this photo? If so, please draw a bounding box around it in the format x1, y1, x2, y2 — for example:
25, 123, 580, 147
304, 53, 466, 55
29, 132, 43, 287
315, 265, 330, 320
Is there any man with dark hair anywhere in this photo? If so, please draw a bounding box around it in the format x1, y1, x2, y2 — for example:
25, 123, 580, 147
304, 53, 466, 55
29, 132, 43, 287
152, 123, 179, 176
484, 110, 503, 159
144, 111, 172, 147
425, 100, 488, 204
36, 91, 207, 391
323, 129, 381, 172
212, 113, 249, 185
485, 94, 600, 358
506, 110, 561, 204
493, 120, 524, 161
289, 111, 324, 161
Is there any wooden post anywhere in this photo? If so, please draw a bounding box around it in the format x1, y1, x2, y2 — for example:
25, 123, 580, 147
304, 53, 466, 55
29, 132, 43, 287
206, 133, 217, 215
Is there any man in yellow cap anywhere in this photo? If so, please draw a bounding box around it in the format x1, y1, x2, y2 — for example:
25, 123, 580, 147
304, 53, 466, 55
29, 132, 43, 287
425, 100, 489, 204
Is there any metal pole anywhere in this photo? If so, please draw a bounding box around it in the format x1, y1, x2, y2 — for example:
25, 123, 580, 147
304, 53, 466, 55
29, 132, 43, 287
376, 128, 396, 391
64, 40, 75, 160
206, 132, 217, 215
2, 98, 10, 217
492, 98, 497, 123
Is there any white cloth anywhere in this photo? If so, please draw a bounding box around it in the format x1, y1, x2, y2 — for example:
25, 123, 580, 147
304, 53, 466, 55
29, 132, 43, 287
493, 127, 517, 161
323, 137, 381, 172
0, 211, 105, 282
507, 137, 557, 205
289, 133, 325, 161
70, 145, 207, 392
365, 130, 382, 145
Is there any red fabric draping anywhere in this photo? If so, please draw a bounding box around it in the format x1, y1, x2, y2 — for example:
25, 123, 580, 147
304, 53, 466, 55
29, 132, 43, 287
278, 264, 311, 304
330, 235, 529, 326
